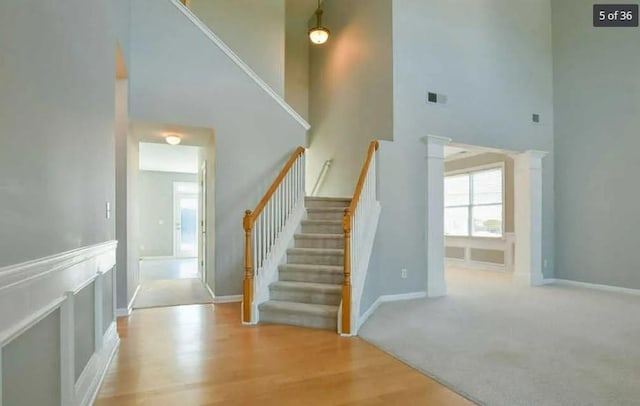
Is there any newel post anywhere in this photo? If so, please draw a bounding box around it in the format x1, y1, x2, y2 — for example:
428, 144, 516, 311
342, 207, 352, 335
242, 210, 254, 324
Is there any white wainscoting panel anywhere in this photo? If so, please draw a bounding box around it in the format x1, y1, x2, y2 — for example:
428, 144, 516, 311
0, 241, 119, 406
446, 233, 515, 272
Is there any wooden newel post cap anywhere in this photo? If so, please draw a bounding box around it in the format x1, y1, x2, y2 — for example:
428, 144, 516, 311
243, 210, 253, 231
343, 207, 352, 233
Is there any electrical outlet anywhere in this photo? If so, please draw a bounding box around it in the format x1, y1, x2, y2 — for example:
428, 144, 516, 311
401, 268, 408, 279
543, 259, 548, 268
105, 202, 111, 219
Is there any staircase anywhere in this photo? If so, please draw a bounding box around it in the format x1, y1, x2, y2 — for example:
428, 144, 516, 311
259, 197, 350, 330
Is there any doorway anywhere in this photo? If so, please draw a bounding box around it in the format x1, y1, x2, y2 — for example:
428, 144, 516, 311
133, 140, 212, 309
173, 182, 199, 258
424, 135, 547, 297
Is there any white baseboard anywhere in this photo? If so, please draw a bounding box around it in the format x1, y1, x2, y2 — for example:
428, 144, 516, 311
204, 282, 215, 299
213, 294, 242, 303
356, 291, 427, 334
550, 279, 640, 296
116, 283, 141, 317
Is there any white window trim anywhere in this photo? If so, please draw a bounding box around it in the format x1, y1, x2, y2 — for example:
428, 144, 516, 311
445, 162, 505, 239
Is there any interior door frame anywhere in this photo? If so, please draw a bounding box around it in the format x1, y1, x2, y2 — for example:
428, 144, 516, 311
199, 161, 207, 283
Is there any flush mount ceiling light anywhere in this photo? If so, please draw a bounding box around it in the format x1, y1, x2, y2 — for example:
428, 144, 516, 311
309, 1, 330, 45
165, 134, 182, 145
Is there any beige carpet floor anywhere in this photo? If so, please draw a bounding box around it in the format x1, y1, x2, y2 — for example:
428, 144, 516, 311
133, 278, 213, 309
359, 268, 640, 406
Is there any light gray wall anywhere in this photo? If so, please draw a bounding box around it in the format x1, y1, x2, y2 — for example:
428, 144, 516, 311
552, 0, 640, 288
0, 0, 118, 267
284, 0, 313, 120
74, 283, 96, 381
138, 171, 198, 257
130, 0, 307, 296
190, 0, 285, 95
445, 152, 515, 233
361, 0, 556, 313
308, 0, 394, 197
2, 310, 61, 406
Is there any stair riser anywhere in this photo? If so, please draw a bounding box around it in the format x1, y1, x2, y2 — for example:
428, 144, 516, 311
270, 289, 341, 306
307, 211, 345, 221
302, 223, 343, 234
260, 310, 336, 330
294, 237, 344, 249
279, 270, 344, 285
305, 199, 350, 209
288, 253, 343, 266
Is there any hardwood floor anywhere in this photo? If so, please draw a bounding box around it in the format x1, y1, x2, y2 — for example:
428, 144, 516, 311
95, 303, 472, 405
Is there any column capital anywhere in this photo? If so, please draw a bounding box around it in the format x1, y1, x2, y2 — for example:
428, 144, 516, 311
422, 135, 452, 159
421, 135, 452, 146
513, 150, 549, 170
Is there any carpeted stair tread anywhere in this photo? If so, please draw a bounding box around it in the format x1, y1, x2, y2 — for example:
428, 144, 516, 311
271, 281, 342, 293
287, 247, 343, 255
279, 263, 343, 272
305, 196, 351, 203
295, 233, 343, 239
307, 207, 348, 213
259, 300, 338, 317
301, 219, 342, 225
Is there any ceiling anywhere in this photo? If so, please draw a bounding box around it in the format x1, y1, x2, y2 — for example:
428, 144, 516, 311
139, 142, 201, 174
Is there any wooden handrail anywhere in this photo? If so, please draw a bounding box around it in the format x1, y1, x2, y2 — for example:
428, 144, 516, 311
341, 140, 379, 335
242, 146, 305, 323
244, 147, 305, 227
347, 140, 379, 216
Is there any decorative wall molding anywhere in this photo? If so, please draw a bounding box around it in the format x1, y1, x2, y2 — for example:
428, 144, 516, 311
0, 241, 117, 345
0, 241, 118, 406
169, 0, 310, 131
356, 291, 428, 334
0, 351, 3, 406
446, 232, 516, 272
0, 241, 117, 293
76, 323, 119, 406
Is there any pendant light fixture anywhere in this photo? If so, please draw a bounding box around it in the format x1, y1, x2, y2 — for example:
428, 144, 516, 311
308, 0, 330, 45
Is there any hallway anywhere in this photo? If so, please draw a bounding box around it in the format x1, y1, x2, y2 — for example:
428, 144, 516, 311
95, 303, 471, 405
133, 258, 212, 309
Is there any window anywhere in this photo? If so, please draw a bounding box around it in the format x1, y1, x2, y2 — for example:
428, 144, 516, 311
445, 167, 503, 237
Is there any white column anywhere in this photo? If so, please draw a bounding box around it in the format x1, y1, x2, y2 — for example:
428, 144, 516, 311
513, 150, 547, 286
423, 135, 452, 297
60, 292, 75, 405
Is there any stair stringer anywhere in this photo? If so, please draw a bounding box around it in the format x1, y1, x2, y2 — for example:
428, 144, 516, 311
338, 201, 382, 336
250, 202, 306, 324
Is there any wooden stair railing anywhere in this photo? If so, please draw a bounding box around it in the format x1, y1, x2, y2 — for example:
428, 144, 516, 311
342, 140, 379, 334
243, 147, 306, 323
